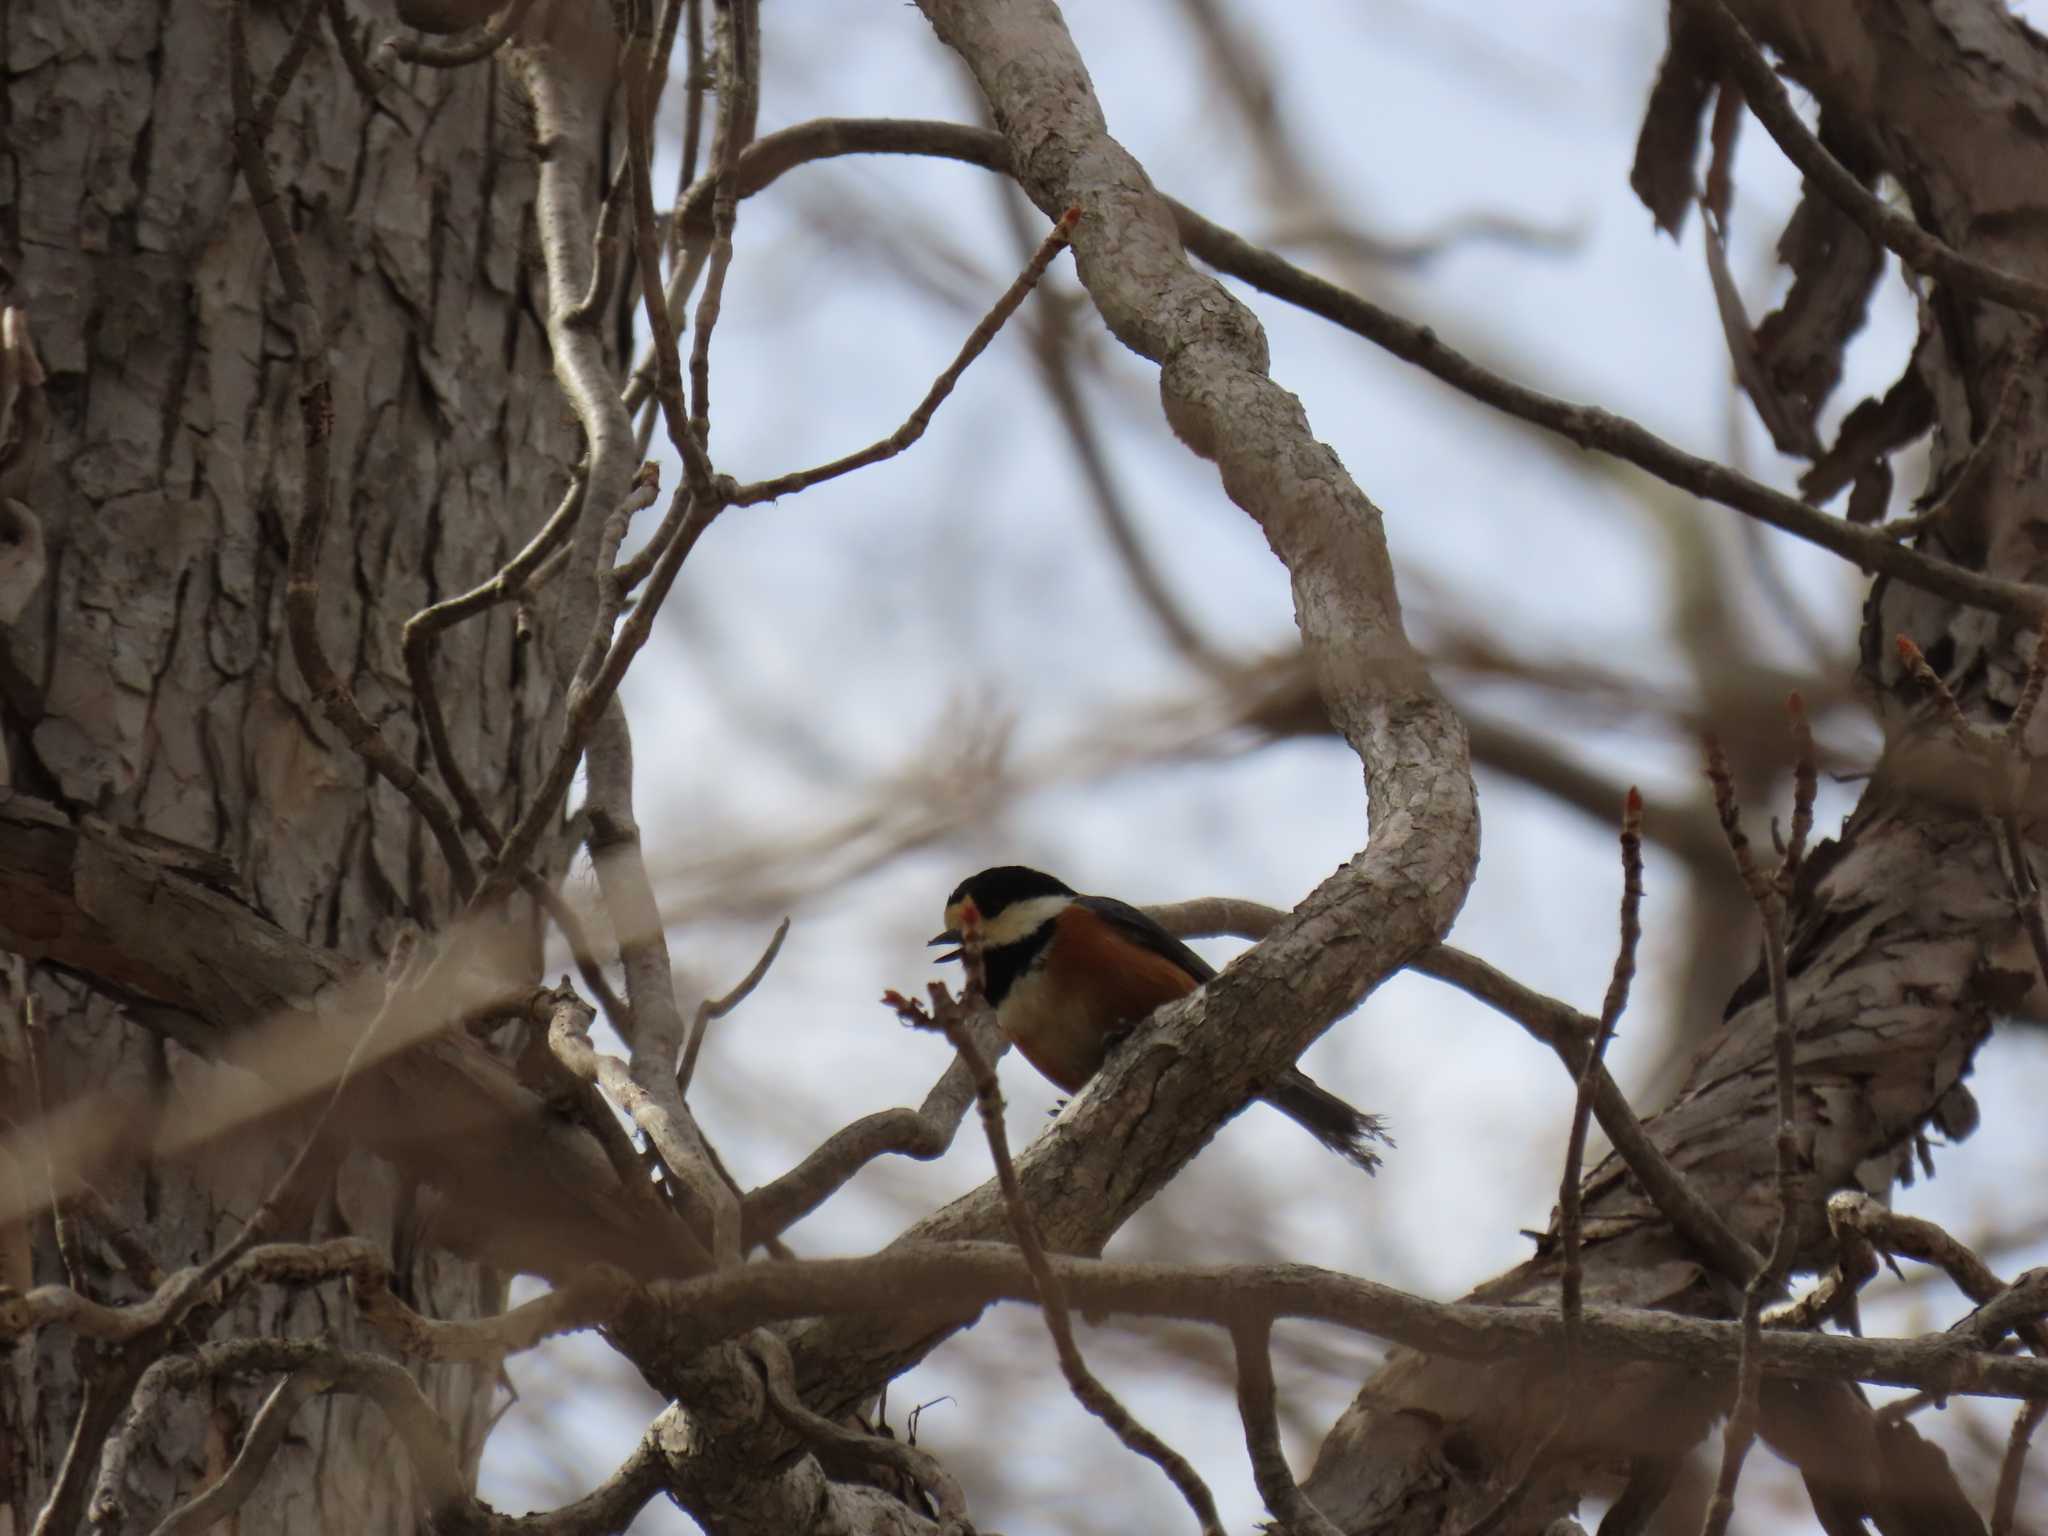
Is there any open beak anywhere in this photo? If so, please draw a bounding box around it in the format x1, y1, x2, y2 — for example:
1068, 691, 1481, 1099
928, 929, 963, 964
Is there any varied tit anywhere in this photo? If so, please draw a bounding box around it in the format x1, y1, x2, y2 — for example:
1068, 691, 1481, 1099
931, 865, 1384, 1172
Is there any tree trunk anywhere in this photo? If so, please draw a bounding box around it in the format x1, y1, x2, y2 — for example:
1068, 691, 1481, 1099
0, 0, 581, 1525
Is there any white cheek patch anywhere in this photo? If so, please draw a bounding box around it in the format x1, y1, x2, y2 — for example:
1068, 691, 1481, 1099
977, 895, 1070, 949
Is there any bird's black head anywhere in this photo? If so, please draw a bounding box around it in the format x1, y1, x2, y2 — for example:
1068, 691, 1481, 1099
945, 865, 1074, 917
931, 866, 1077, 960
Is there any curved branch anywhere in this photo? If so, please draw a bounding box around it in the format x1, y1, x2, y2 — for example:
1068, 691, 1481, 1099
740, 1003, 998, 1247
148, 1368, 335, 1536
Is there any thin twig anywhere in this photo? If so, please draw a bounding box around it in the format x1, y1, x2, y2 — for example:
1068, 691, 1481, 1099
911, 935, 1225, 1536
402, 474, 590, 850
543, 990, 725, 1269
477, 483, 712, 907
1697, 751, 1802, 1536
566, 155, 637, 329
676, 917, 788, 1097
621, 15, 716, 491
1563, 786, 1647, 1360
18, 986, 86, 1290
1685, 0, 2048, 321
668, 0, 708, 259
683, 0, 755, 483
228, 0, 479, 900
1896, 635, 1978, 749
726, 208, 1082, 506
1461, 790, 1645, 1536
1769, 1192, 1880, 1333
1781, 694, 1818, 886
1159, 895, 1763, 1289
998, 182, 1224, 671
1819, 1192, 2048, 1358
1993, 1397, 2048, 1536
660, 114, 2048, 623
529, 875, 630, 1034
611, 477, 701, 593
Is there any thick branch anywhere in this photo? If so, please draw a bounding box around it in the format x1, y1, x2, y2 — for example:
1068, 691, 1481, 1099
0, 792, 698, 1282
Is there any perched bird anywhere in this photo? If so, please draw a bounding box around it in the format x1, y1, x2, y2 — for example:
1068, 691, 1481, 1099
931, 865, 1384, 1172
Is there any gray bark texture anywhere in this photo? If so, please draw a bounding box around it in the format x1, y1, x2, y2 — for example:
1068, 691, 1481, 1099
0, 0, 582, 1526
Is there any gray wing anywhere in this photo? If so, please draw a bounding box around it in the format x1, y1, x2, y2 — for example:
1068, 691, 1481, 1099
1074, 895, 1218, 983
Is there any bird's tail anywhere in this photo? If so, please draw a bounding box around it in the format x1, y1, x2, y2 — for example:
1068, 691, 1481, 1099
1261, 1069, 1388, 1173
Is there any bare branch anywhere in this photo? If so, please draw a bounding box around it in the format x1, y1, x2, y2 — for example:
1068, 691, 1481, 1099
544, 988, 734, 1264
1563, 787, 1648, 1357
1698, 747, 1802, 1536
726, 208, 1080, 506
1145, 894, 1762, 1292
401, 472, 593, 854
622, 5, 716, 491
1993, 1398, 2047, 1536
677, 918, 789, 1096
1684, 0, 2048, 320
639, 1243, 2048, 1403
682, 0, 757, 482
668, 114, 2048, 623
1232, 1317, 1342, 1536
744, 985, 997, 1247
146, 1367, 334, 1536
748, 1330, 970, 1523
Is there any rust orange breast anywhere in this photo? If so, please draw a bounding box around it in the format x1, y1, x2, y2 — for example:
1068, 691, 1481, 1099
998, 907, 1202, 1092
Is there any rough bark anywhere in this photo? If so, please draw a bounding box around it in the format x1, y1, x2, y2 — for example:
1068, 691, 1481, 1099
0, 0, 584, 1526
1297, 3, 2048, 1531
